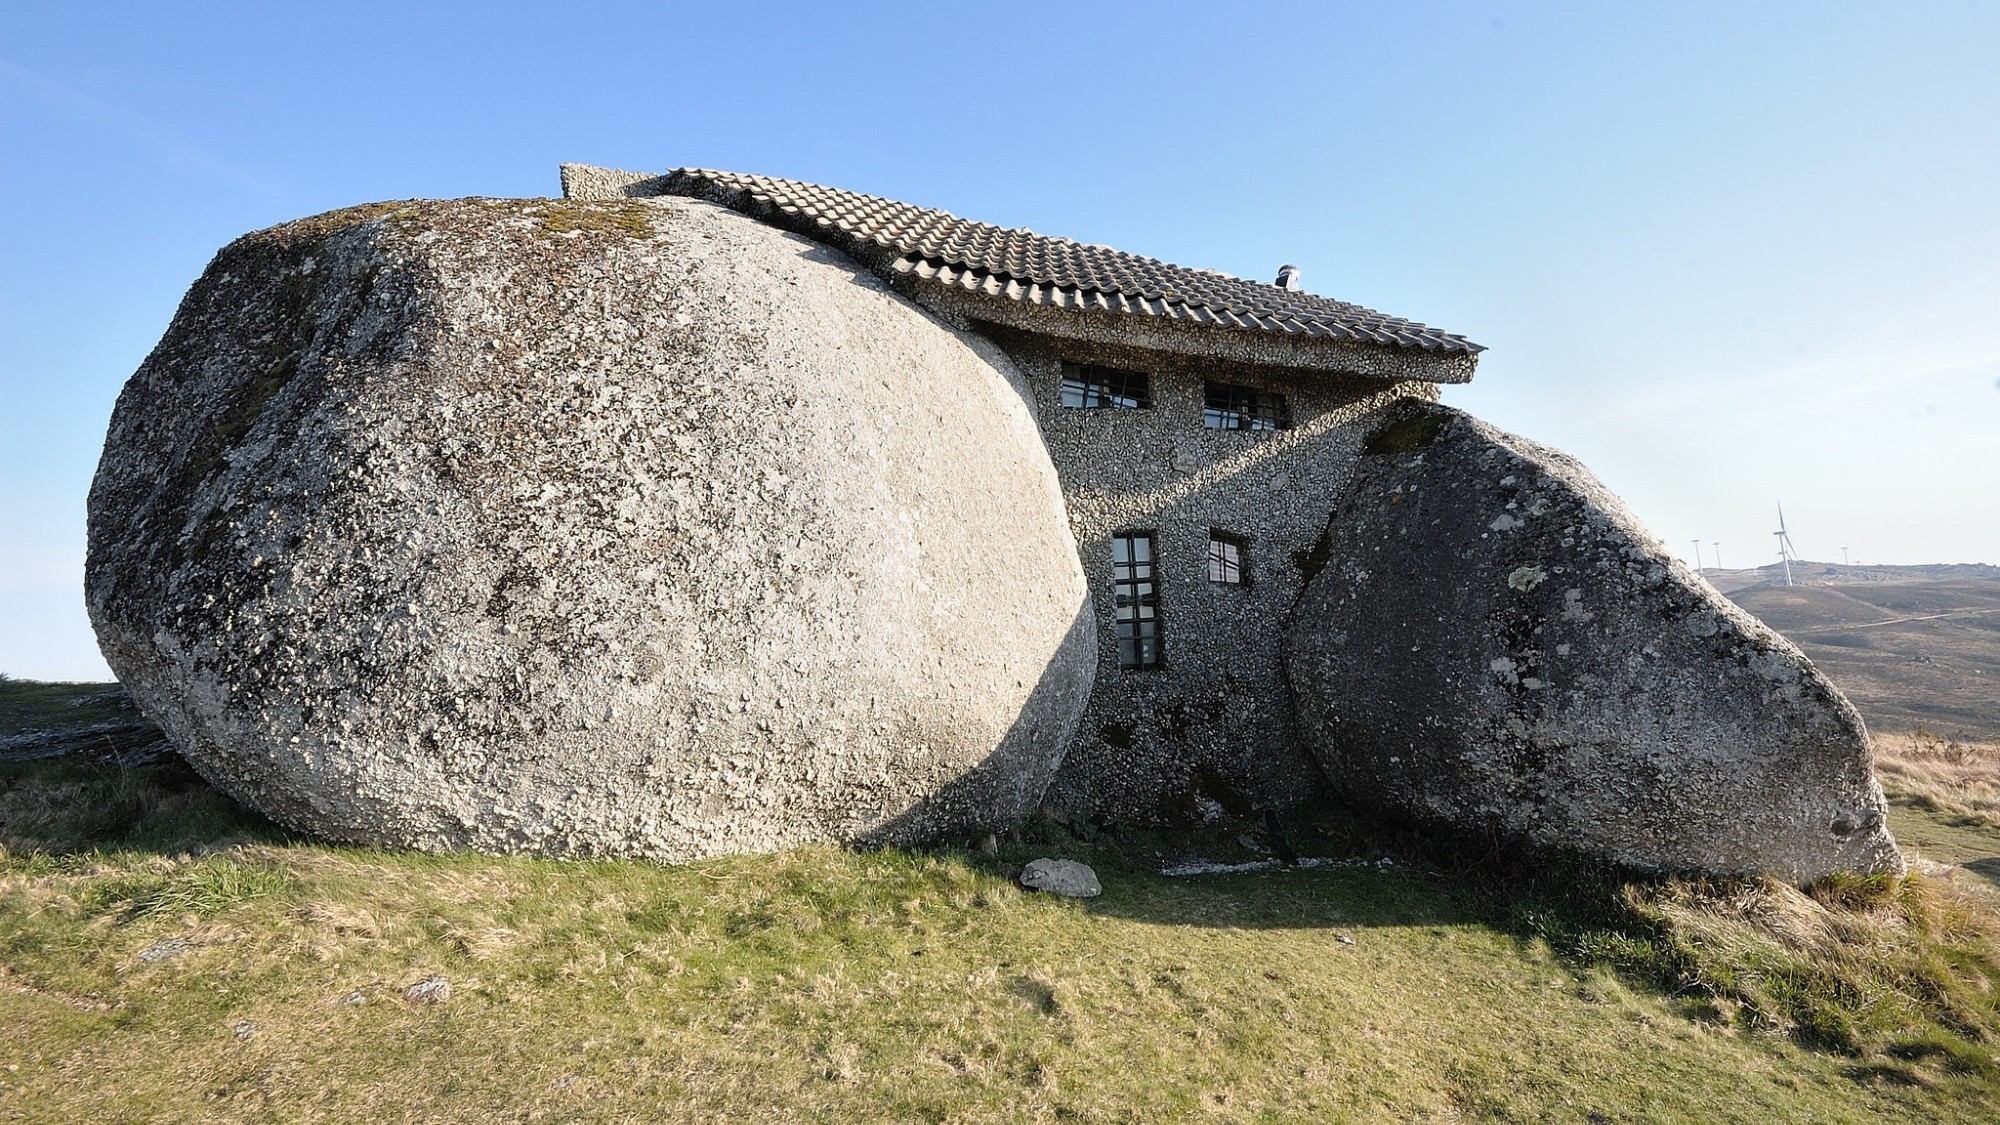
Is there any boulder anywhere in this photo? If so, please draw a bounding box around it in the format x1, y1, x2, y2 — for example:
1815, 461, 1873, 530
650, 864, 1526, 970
87, 195, 1094, 862
1284, 403, 1900, 880
1018, 858, 1102, 898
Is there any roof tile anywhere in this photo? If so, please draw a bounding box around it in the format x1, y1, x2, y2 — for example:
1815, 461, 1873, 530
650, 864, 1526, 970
658, 168, 1481, 356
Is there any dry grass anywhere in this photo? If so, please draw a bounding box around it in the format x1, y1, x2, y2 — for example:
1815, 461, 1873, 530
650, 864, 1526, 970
5, 771, 2000, 1119
6, 682, 2000, 1120
1876, 726, 2000, 829
1620, 873, 2000, 1064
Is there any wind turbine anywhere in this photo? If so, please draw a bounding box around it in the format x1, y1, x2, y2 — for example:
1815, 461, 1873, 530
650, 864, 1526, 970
1774, 504, 1798, 587
1692, 540, 1705, 571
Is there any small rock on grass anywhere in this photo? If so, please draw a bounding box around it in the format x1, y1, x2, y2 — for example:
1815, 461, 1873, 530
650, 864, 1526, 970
1019, 858, 1101, 898
404, 976, 451, 1005
137, 938, 191, 963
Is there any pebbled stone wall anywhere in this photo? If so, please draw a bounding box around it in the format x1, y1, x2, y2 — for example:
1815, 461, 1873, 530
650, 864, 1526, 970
87, 195, 1094, 862
1284, 402, 1902, 879
978, 327, 1440, 824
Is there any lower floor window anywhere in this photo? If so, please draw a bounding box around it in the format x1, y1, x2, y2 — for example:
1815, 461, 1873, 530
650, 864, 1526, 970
1112, 532, 1162, 669
1208, 531, 1248, 585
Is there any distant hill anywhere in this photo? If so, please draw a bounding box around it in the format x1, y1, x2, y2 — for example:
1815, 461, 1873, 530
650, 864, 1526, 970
1711, 562, 2000, 736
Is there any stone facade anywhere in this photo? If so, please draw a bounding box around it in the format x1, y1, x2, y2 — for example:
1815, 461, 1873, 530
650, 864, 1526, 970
979, 328, 1439, 822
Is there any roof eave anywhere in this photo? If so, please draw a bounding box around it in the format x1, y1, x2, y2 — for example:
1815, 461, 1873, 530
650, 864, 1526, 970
903, 283, 1479, 385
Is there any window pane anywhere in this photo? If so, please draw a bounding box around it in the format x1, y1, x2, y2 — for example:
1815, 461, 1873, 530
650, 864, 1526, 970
1209, 534, 1247, 584
1062, 364, 1152, 410
1111, 532, 1162, 669
1204, 382, 1290, 432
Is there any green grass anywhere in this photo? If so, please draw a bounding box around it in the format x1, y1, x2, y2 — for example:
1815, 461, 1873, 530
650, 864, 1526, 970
5, 683, 2000, 1120
1, 753, 281, 856
0, 677, 137, 738
0, 677, 173, 765
531, 200, 656, 238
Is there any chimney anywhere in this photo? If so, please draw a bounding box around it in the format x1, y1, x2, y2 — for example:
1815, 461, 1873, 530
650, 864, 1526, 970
1275, 264, 1301, 291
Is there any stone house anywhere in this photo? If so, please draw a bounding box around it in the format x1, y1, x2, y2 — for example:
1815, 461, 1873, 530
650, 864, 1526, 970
86, 162, 1895, 879
563, 165, 1481, 823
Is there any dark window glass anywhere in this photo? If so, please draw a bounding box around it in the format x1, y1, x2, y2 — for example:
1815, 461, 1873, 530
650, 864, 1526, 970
1111, 532, 1162, 669
1208, 532, 1247, 585
1202, 381, 1292, 431
1061, 363, 1152, 409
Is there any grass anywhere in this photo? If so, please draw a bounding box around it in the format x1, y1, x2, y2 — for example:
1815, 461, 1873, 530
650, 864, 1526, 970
6, 684, 2000, 1120
0, 677, 141, 738
1876, 725, 2000, 831
531, 200, 656, 238
0, 677, 172, 764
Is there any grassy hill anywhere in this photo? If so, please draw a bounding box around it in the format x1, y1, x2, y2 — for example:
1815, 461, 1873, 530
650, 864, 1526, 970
8, 679, 2000, 1121
1714, 562, 2000, 737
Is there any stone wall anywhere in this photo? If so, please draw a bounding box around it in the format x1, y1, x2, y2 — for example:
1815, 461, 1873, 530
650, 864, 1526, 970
980, 327, 1438, 823
558, 163, 668, 201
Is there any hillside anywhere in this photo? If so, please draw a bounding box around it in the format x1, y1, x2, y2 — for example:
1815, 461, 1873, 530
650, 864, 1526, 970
8, 678, 2000, 1120
1714, 562, 2000, 736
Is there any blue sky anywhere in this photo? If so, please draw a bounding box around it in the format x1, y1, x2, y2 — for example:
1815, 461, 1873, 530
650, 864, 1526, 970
4, 1, 1997, 680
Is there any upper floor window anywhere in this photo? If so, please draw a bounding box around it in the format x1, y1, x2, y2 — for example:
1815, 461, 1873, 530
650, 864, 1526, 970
1208, 532, 1248, 586
1202, 381, 1291, 431
1111, 532, 1163, 669
1061, 363, 1152, 409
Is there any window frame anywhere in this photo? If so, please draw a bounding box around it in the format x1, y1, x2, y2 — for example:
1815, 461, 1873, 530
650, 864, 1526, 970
1060, 362, 1153, 410
1110, 531, 1164, 670
1207, 530, 1250, 587
1201, 381, 1292, 432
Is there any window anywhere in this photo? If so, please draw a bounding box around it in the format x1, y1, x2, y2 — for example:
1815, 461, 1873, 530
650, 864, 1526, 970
1061, 363, 1152, 409
1111, 532, 1162, 669
1202, 381, 1291, 431
1208, 531, 1248, 585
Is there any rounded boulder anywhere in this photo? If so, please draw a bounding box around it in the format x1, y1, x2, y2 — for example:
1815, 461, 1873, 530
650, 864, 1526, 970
87, 195, 1094, 861
1284, 403, 1900, 881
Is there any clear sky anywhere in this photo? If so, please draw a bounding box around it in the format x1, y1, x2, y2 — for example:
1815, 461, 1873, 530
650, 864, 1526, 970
3, 1, 1997, 681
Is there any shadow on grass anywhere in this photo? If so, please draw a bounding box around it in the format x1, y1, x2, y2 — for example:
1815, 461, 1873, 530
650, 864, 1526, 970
0, 753, 288, 858
1017, 807, 1493, 933
1962, 856, 2000, 894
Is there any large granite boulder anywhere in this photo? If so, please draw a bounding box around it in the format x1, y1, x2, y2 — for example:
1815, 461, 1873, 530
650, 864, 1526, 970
87, 195, 1094, 862
1284, 403, 1900, 880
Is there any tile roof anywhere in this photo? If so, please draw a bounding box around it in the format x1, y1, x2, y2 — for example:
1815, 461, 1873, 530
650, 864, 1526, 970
658, 168, 1482, 357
